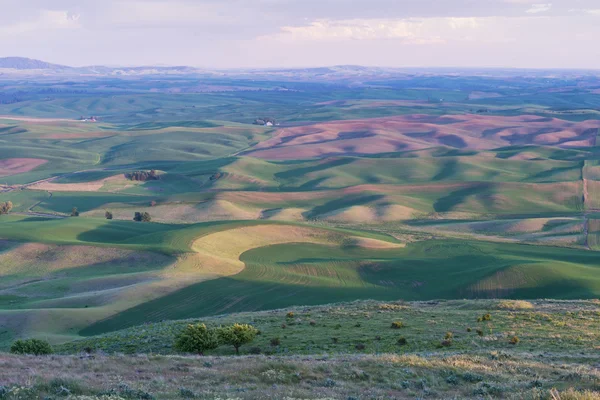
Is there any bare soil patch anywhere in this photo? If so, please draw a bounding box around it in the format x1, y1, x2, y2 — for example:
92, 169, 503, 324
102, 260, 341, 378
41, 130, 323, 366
0, 158, 47, 177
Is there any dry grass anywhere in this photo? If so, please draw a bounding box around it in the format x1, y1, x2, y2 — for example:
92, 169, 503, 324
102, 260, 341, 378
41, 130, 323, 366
0, 351, 598, 399
496, 300, 535, 310
27, 175, 134, 192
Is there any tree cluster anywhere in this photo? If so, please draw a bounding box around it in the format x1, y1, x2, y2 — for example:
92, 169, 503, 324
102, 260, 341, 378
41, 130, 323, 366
174, 323, 258, 355
133, 211, 151, 222
253, 117, 276, 126
0, 201, 13, 215
10, 338, 53, 355
125, 170, 159, 182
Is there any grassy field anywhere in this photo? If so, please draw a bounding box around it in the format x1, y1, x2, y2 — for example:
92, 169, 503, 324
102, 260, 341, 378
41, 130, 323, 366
3, 72, 600, 384
2, 300, 598, 399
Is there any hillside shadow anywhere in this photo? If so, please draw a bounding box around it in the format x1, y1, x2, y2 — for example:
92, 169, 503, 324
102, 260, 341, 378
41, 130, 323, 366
305, 194, 385, 219
433, 183, 491, 213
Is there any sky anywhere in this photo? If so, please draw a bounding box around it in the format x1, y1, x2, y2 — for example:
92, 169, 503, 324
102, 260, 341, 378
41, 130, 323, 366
1, 0, 600, 69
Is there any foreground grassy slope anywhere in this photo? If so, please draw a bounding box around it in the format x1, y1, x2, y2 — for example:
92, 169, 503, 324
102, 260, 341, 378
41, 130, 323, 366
2, 352, 598, 399
1, 300, 593, 399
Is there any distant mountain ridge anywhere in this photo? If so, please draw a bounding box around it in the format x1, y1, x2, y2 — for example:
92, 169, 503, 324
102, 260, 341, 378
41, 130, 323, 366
1, 56, 597, 80
0, 57, 70, 70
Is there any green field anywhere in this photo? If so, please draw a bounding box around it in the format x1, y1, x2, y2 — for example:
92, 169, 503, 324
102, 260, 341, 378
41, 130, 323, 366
2, 71, 600, 361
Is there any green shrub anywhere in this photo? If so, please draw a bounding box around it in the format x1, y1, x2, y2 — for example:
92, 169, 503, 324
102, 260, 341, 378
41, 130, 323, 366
286, 312, 295, 319
10, 338, 53, 355
105, 211, 113, 220
355, 343, 366, 350
270, 337, 281, 346
218, 323, 259, 355
71, 207, 79, 217
397, 337, 408, 346
467, 327, 472, 332
174, 324, 220, 355
391, 321, 405, 329
445, 331, 453, 340
476, 329, 484, 337
509, 336, 520, 345
0, 201, 13, 215
179, 387, 196, 398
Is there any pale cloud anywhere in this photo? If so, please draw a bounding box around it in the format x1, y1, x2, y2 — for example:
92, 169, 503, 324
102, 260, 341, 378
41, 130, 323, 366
106, 1, 235, 26
0, 10, 80, 37
264, 17, 486, 43
0, 0, 599, 69
526, 3, 552, 13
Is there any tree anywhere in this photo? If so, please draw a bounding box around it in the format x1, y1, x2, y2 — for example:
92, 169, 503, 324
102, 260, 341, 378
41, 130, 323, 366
71, 207, 79, 217
10, 338, 53, 355
133, 211, 151, 222
0, 201, 13, 215
125, 170, 160, 182
174, 324, 220, 355
105, 211, 113, 220
218, 324, 258, 355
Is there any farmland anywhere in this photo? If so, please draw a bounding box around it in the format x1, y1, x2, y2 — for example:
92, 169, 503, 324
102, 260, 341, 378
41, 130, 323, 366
2, 68, 600, 398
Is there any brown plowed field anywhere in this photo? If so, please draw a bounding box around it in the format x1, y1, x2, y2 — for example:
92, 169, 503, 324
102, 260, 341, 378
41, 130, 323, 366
246, 114, 600, 160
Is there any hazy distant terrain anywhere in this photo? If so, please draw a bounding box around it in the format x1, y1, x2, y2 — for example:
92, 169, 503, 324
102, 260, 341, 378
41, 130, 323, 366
1, 60, 600, 398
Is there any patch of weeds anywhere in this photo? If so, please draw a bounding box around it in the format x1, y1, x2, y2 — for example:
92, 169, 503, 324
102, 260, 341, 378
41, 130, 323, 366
473, 382, 505, 396
391, 321, 405, 329
248, 347, 262, 354
179, 387, 196, 398
446, 375, 459, 385
355, 343, 366, 351
461, 372, 484, 383
477, 313, 492, 322
270, 337, 281, 346
323, 378, 336, 388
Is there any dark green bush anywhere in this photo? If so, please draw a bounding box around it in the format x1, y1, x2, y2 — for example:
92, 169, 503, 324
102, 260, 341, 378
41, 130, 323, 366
397, 337, 408, 346
10, 338, 53, 355
270, 337, 281, 346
